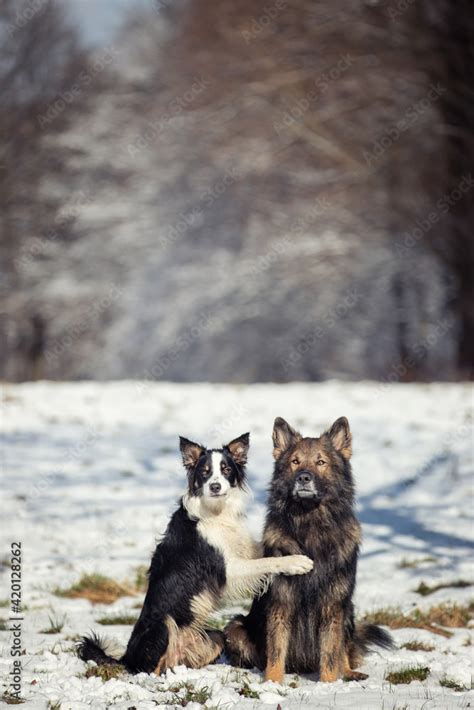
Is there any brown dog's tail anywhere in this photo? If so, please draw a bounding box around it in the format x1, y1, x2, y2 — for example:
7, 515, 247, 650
349, 623, 394, 667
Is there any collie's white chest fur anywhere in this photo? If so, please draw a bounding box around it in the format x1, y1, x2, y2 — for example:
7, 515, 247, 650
197, 514, 256, 562
182, 489, 256, 562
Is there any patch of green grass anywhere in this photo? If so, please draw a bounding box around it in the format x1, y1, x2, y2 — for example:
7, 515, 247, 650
168, 682, 211, 706
414, 579, 472, 596
0, 618, 8, 631
439, 676, 469, 692
48, 702, 62, 710
134, 565, 148, 592
385, 666, 430, 684
40, 613, 67, 634
1, 693, 25, 705
54, 573, 136, 604
0, 599, 9, 607
120, 470, 135, 478
362, 602, 474, 637
237, 682, 260, 699
401, 640, 435, 652
397, 556, 437, 569
97, 613, 138, 625
84, 663, 124, 681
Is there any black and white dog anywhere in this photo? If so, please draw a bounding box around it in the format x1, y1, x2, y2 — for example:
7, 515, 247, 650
78, 433, 313, 674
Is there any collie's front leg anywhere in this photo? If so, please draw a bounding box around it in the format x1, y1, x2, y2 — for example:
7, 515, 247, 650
226, 555, 313, 597
229, 555, 312, 579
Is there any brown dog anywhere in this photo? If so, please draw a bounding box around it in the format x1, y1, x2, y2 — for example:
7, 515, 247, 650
224, 416, 392, 682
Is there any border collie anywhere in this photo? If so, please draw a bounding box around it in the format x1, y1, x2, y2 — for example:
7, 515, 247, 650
78, 432, 313, 674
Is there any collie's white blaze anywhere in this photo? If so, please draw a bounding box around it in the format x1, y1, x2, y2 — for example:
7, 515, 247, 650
201, 450, 232, 502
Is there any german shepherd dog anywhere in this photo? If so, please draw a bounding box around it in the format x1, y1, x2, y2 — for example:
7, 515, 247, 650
224, 417, 393, 683
78, 432, 313, 674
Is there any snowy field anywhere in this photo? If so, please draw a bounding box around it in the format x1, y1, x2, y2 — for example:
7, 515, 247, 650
1, 380, 473, 709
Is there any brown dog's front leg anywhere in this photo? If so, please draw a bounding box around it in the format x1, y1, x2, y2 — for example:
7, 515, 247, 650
265, 605, 291, 683
319, 608, 345, 682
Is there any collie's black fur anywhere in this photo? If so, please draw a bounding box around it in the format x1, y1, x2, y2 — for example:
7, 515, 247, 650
78, 431, 313, 674
224, 417, 393, 682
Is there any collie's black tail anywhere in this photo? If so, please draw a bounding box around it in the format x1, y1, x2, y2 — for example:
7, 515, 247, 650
77, 633, 124, 668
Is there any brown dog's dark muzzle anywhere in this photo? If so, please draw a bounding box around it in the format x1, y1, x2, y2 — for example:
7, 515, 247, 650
293, 470, 320, 500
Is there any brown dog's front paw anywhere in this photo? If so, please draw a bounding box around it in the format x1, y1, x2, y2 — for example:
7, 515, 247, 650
343, 669, 368, 681
265, 661, 285, 683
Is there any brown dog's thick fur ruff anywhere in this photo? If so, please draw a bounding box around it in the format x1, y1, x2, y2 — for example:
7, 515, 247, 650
224, 416, 393, 682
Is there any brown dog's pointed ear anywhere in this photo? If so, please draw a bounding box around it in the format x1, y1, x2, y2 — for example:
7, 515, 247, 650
272, 417, 301, 460
326, 417, 352, 460
179, 436, 205, 471
225, 432, 250, 466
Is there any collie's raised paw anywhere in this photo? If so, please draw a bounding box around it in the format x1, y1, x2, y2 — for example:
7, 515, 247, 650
279, 554, 313, 575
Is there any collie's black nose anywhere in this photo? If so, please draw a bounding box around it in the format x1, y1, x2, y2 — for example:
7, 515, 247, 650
297, 471, 312, 485
210, 482, 222, 493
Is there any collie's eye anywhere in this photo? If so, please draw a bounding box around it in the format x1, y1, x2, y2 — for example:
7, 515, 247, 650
291, 458, 300, 465
316, 459, 325, 466
222, 466, 231, 475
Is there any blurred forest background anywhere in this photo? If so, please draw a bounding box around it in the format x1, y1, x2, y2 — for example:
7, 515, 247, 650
1, 0, 473, 383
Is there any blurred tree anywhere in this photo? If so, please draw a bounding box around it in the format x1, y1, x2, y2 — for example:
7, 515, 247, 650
0, 0, 88, 379
423, 0, 474, 377
0, 0, 471, 382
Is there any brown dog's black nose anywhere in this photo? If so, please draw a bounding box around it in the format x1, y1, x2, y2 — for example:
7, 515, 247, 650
210, 482, 222, 493
297, 472, 312, 485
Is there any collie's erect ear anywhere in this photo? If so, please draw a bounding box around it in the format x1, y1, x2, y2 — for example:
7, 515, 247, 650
272, 417, 301, 460
179, 436, 205, 471
225, 432, 250, 466
326, 417, 352, 460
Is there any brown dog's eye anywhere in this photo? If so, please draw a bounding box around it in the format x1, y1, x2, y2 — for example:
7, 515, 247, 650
316, 459, 325, 466
291, 458, 300, 465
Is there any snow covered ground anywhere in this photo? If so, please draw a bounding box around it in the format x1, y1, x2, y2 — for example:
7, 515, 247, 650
1, 381, 473, 709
